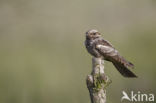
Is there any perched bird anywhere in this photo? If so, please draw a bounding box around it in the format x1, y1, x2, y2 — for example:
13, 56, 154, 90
85, 29, 137, 78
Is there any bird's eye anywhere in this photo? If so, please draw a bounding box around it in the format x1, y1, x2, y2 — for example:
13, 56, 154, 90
93, 33, 96, 35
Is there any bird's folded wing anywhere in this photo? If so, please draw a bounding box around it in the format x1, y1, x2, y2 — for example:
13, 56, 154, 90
96, 44, 118, 56
96, 44, 134, 69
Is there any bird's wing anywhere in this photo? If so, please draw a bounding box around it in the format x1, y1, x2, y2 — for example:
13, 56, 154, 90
96, 44, 136, 77
96, 44, 118, 57
96, 44, 134, 67
95, 38, 134, 65
96, 38, 114, 47
94, 38, 116, 56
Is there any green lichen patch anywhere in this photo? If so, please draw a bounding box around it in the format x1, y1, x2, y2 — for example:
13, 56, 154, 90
93, 74, 112, 92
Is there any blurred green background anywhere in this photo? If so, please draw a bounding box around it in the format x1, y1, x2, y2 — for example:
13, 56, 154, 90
0, 0, 156, 103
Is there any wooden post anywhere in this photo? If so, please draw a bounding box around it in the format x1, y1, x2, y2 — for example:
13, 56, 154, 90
86, 57, 111, 103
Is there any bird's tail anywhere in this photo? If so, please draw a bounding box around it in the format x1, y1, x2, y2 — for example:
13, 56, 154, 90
112, 61, 137, 78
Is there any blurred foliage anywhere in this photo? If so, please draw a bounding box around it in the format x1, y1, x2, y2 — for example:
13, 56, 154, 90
0, 0, 156, 103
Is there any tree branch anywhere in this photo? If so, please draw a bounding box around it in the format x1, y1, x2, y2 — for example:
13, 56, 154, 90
86, 57, 111, 103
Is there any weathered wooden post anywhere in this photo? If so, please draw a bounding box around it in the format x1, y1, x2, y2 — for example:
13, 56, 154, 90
86, 57, 111, 103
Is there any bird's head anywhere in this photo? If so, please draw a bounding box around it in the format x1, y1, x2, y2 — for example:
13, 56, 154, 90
86, 29, 101, 40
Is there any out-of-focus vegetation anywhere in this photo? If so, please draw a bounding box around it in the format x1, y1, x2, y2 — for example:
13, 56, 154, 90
0, 0, 156, 103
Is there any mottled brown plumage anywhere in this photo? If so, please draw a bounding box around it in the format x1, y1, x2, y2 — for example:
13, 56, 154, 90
85, 29, 137, 78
